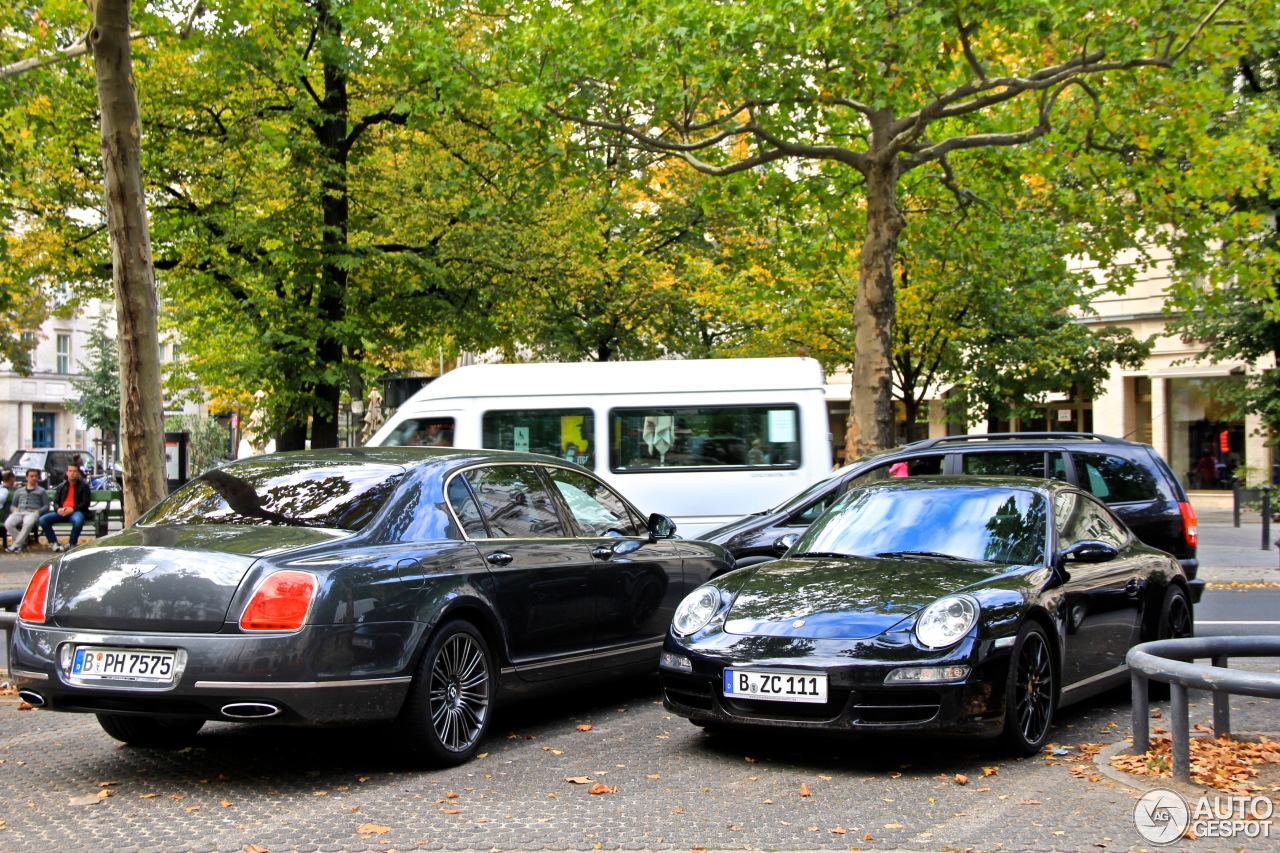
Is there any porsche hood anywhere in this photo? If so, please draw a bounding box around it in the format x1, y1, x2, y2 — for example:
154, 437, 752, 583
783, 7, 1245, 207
722, 556, 1008, 640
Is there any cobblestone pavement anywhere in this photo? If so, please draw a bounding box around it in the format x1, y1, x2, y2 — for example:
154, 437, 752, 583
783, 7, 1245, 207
1, 670, 1276, 853
2, 514, 1277, 851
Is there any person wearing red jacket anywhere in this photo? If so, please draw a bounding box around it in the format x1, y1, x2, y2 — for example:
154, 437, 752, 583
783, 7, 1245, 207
39, 463, 92, 552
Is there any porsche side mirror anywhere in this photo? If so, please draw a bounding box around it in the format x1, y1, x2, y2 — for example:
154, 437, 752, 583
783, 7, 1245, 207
648, 513, 677, 541
773, 533, 799, 554
1061, 540, 1118, 564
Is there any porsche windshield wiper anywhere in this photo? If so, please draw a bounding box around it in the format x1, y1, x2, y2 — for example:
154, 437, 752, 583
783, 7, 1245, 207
875, 550, 990, 564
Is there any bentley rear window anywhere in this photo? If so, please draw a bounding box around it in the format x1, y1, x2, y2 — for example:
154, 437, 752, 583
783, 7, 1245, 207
138, 460, 406, 531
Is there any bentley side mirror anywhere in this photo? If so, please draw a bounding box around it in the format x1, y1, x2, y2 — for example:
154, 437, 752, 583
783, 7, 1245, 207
648, 513, 677, 541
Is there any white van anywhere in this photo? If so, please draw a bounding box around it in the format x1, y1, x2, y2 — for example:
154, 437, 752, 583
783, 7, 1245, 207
366, 357, 833, 537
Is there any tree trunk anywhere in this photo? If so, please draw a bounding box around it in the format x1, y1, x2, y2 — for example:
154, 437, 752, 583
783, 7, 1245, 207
91, 0, 168, 523
846, 151, 904, 459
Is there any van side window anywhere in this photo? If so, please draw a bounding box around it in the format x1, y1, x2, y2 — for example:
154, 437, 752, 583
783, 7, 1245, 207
1073, 452, 1165, 504
461, 465, 565, 538
848, 455, 943, 487
482, 409, 594, 465
384, 418, 455, 447
609, 406, 800, 472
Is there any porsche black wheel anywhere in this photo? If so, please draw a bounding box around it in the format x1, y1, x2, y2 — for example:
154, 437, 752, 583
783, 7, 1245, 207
400, 620, 492, 766
96, 713, 204, 749
1150, 585, 1193, 700
1000, 623, 1057, 756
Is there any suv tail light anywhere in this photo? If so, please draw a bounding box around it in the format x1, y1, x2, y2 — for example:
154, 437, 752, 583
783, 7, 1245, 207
240, 571, 317, 631
1178, 501, 1198, 550
18, 564, 52, 624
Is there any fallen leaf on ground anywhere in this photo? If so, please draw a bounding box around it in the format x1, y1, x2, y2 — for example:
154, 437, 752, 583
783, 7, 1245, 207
884, 822, 903, 829
542, 747, 564, 755
587, 783, 617, 795
445, 791, 458, 799
245, 845, 268, 853
356, 824, 391, 835
566, 776, 593, 784
954, 774, 968, 785
831, 827, 846, 835
576, 724, 592, 732
97, 781, 118, 787
982, 767, 998, 776
1018, 800, 1042, 805
69, 795, 102, 807
443, 809, 460, 815
221, 799, 232, 808
800, 783, 812, 797
646, 774, 660, 779
139, 793, 157, 799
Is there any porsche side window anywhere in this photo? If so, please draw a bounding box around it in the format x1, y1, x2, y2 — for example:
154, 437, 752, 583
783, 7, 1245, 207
446, 475, 489, 538
1055, 492, 1127, 549
545, 468, 645, 537
462, 465, 565, 538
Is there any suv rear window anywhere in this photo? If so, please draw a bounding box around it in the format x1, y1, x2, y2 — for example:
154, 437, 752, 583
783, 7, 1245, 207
1073, 452, 1168, 504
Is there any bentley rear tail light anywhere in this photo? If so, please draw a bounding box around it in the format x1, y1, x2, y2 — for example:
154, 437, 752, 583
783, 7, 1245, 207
18, 564, 52, 624
240, 571, 317, 631
1178, 501, 1198, 550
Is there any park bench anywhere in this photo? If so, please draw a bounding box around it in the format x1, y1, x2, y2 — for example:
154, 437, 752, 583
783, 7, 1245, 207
87, 489, 124, 538
0, 489, 123, 549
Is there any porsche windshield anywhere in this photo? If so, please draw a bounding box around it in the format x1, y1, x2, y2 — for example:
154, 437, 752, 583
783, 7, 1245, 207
139, 460, 406, 531
794, 485, 1048, 565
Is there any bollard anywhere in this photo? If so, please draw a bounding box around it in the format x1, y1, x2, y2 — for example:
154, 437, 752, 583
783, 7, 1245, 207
1264, 485, 1272, 551
1233, 475, 1241, 528
1171, 682, 1191, 781
1213, 653, 1231, 736
1131, 671, 1150, 752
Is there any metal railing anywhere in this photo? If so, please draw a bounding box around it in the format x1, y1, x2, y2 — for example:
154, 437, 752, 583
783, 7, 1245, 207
1128, 636, 1280, 782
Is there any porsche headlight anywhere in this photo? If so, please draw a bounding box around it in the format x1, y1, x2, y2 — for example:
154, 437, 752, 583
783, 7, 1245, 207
673, 586, 720, 636
915, 596, 979, 649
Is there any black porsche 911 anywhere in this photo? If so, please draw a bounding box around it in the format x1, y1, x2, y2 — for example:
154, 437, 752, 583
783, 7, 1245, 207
659, 477, 1194, 754
12, 448, 731, 765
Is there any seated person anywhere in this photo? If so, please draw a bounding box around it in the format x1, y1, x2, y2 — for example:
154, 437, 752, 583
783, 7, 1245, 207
6, 469, 48, 552
39, 463, 91, 552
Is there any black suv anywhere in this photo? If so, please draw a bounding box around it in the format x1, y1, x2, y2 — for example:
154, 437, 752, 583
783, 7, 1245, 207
702, 432, 1202, 601
6, 448, 97, 489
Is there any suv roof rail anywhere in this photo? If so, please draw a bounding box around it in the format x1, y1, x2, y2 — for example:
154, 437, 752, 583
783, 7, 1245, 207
909, 432, 1129, 451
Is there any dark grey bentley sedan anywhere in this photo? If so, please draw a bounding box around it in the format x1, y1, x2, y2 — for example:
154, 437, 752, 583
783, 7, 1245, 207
12, 448, 731, 765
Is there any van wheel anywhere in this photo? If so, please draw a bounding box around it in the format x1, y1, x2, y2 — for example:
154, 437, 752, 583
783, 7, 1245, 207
1149, 585, 1193, 701
1000, 623, 1057, 756
399, 620, 492, 766
96, 713, 204, 748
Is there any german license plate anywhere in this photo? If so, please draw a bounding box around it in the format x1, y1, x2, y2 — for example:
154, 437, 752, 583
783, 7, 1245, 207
71, 646, 177, 684
723, 669, 828, 703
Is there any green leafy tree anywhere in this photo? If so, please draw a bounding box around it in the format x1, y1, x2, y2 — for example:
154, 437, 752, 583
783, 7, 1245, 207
66, 312, 122, 447
1167, 33, 1280, 438
494, 0, 1252, 456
